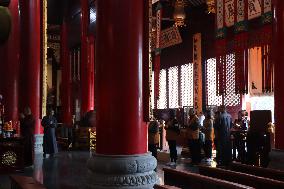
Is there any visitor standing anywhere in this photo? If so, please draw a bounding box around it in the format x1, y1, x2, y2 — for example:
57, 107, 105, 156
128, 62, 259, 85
165, 115, 180, 166
148, 118, 160, 159
42, 109, 58, 158
187, 111, 201, 164
214, 105, 233, 166
202, 110, 214, 162
20, 107, 35, 166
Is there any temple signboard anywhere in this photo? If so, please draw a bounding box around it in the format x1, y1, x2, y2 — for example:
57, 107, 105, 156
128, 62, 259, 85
160, 26, 182, 49
193, 33, 202, 113
151, 26, 182, 51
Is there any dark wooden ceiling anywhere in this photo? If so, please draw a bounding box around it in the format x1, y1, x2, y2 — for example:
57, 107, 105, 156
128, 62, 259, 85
47, 0, 207, 25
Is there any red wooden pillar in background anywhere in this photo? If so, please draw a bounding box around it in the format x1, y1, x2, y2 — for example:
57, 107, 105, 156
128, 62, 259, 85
19, 0, 42, 152
86, 0, 157, 188
87, 35, 95, 108
61, 20, 72, 127
80, 0, 94, 114
1, 0, 20, 124
273, 0, 284, 150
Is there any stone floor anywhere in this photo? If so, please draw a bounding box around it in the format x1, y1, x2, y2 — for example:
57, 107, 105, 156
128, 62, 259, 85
0, 150, 283, 189
0, 151, 200, 189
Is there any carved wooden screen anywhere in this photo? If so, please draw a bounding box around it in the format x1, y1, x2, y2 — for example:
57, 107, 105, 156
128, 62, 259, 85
181, 63, 194, 107
157, 69, 167, 109
206, 58, 223, 106
151, 71, 155, 110
168, 66, 179, 108
224, 54, 240, 106
206, 54, 240, 107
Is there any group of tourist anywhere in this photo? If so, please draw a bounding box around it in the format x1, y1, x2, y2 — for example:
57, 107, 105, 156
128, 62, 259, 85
148, 105, 251, 167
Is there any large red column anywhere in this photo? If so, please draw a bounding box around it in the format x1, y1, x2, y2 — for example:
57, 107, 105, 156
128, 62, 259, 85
95, 0, 147, 155
19, 0, 42, 150
61, 20, 72, 127
87, 35, 95, 108
86, 1, 157, 188
1, 0, 20, 123
273, 0, 284, 150
80, 0, 94, 114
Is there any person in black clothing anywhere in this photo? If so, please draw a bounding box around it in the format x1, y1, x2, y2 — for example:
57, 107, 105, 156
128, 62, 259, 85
148, 118, 160, 159
20, 107, 35, 166
214, 105, 233, 166
233, 110, 249, 163
187, 111, 201, 164
42, 109, 58, 158
165, 115, 180, 166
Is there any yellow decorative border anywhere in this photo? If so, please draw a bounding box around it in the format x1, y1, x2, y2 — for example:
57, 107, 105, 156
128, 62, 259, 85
42, 0, 47, 118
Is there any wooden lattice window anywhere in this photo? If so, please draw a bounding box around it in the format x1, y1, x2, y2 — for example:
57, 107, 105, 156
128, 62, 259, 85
151, 71, 155, 110
224, 54, 240, 106
206, 58, 223, 106
168, 66, 179, 108
206, 54, 240, 107
181, 63, 194, 107
157, 69, 167, 109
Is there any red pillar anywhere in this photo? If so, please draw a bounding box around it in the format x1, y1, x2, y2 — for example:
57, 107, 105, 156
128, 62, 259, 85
87, 1, 157, 188
19, 0, 42, 139
273, 0, 284, 150
80, 0, 94, 114
87, 35, 95, 108
1, 0, 20, 123
61, 20, 72, 127
96, 0, 147, 155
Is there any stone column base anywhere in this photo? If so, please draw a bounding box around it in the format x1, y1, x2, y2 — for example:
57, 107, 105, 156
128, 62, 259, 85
86, 153, 158, 189
34, 134, 43, 154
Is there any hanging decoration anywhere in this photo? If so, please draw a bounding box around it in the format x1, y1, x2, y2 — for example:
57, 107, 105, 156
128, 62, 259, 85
173, 0, 186, 27
160, 26, 182, 49
154, 2, 162, 109
248, 0, 261, 20
225, 0, 235, 27
234, 0, 249, 94
214, 0, 273, 95
151, 26, 182, 51
193, 33, 203, 113
148, 0, 153, 119
260, 0, 273, 92
215, 0, 227, 96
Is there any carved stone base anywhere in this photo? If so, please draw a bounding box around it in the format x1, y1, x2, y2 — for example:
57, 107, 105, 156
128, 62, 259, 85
34, 134, 43, 154
86, 153, 158, 189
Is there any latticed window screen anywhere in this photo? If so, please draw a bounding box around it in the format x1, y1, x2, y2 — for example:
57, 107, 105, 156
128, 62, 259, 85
206, 55, 240, 107
168, 66, 179, 108
157, 69, 167, 109
206, 58, 223, 106
181, 64, 194, 107
224, 54, 240, 106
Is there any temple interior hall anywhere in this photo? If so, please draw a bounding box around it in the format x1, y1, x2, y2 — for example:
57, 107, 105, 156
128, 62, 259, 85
1, 0, 284, 188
